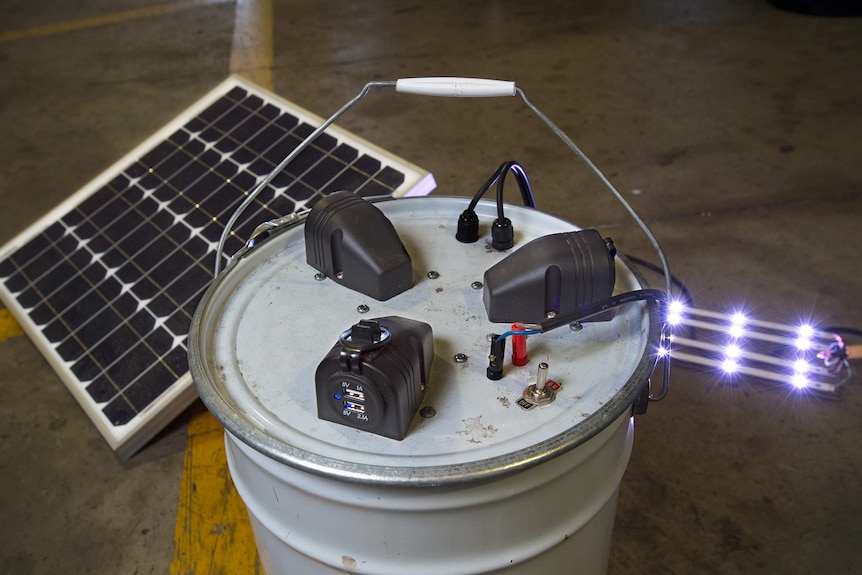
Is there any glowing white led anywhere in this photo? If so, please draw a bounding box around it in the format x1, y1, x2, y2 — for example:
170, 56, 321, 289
795, 324, 815, 351
792, 359, 810, 374
721, 359, 738, 374
790, 373, 809, 389
724, 344, 742, 360
667, 300, 685, 326
727, 311, 748, 338
657, 346, 670, 358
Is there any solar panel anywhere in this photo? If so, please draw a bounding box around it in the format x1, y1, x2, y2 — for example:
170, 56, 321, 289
0, 76, 436, 458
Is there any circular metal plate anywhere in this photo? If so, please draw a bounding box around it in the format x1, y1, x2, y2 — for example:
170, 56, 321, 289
190, 196, 660, 485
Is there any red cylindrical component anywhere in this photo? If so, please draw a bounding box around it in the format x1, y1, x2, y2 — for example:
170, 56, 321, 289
511, 323, 529, 366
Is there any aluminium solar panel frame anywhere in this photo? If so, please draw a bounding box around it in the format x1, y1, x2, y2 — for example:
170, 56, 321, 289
0, 76, 436, 458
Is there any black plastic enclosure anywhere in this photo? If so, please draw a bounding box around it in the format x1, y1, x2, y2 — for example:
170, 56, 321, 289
482, 229, 616, 324
305, 191, 414, 301
315, 316, 434, 441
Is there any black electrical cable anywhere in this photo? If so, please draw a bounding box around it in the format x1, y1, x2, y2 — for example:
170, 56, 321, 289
621, 254, 698, 342
538, 289, 667, 333
623, 254, 693, 307
467, 162, 507, 212
460, 161, 536, 249
495, 167, 507, 219
511, 163, 536, 208
467, 161, 536, 213
494, 161, 536, 218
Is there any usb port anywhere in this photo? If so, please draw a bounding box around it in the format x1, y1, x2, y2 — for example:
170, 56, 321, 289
344, 401, 365, 414
344, 389, 365, 401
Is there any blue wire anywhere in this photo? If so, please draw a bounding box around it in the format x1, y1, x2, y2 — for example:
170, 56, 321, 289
497, 329, 541, 340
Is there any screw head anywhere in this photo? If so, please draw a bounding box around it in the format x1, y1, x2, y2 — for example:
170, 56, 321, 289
314, 272, 326, 281
546, 311, 557, 319
569, 322, 583, 332
420, 406, 436, 419
356, 304, 370, 313
471, 281, 483, 290
454, 353, 468, 363
427, 270, 440, 279
335, 271, 344, 280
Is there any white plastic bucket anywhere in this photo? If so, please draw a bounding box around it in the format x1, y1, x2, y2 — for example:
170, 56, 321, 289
190, 196, 660, 574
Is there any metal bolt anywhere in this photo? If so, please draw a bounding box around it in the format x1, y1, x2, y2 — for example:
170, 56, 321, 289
427, 270, 440, 279
420, 406, 436, 419
356, 304, 370, 313
569, 321, 583, 332
336, 271, 344, 280
454, 353, 468, 363
546, 310, 557, 319
471, 281, 483, 290
314, 272, 326, 281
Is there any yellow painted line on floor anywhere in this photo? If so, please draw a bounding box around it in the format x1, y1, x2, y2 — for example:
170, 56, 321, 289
0, 0, 234, 45
229, 0, 274, 89
0, 309, 24, 343
171, 401, 261, 574
172, 1, 274, 572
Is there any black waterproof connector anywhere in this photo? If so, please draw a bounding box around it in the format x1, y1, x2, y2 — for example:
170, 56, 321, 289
456, 209, 479, 243
483, 229, 617, 324
491, 217, 514, 251
486, 334, 506, 380
305, 191, 414, 301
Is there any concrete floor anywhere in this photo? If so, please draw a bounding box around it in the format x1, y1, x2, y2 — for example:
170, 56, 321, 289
1, 1, 861, 573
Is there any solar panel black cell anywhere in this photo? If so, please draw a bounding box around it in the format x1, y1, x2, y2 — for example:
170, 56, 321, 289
303, 156, 347, 189
332, 144, 359, 163
145, 328, 173, 355
0, 259, 14, 277
266, 195, 295, 217
56, 337, 84, 362
103, 397, 135, 426
126, 363, 172, 410
376, 166, 406, 189
71, 354, 101, 381
106, 346, 153, 387
87, 377, 118, 403
230, 114, 268, 143
43, 320, 69, 343
128, 310, 156, 337
356, 180, 391, 197
353, 154, 382, 176
131, 277, 159, 299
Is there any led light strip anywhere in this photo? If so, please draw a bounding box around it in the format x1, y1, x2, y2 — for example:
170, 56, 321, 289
663, 303, 844, 393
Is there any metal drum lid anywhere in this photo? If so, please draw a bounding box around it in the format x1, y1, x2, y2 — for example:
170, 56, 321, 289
190, 197, 660, 485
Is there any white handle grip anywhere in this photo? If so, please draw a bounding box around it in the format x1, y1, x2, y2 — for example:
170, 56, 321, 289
395, 77, 516, 98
